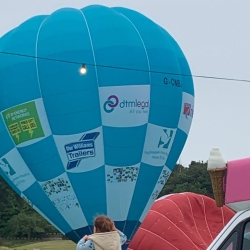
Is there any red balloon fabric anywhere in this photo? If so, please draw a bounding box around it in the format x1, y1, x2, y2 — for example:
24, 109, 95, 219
128, 192, 235, 250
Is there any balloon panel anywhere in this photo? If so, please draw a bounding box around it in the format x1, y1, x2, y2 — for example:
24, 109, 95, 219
0, 5, 194, 244
128, 193, 235, 250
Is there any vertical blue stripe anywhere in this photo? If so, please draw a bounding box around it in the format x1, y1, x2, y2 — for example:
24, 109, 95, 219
82, 5, 149, 87
168, 35, 195, 96
36, 8, 101, 135
0, 16, 46, 110
166, 128, 188, 170
127, 163, 163, 220
67, 166, 107, 225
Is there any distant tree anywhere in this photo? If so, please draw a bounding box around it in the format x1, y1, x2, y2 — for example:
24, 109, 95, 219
159, 161, 213, 198
0, 176, 22, 236
5, 210, 56, 239
0, 176, 58, 238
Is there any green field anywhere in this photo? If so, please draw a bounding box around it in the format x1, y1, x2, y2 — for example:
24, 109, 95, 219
0, 240, 76, 250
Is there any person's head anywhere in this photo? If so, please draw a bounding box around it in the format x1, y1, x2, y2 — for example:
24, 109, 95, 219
94, 215, 115, 233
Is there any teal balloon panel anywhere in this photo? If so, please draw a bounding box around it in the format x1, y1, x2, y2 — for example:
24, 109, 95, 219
0, 5, 194, 244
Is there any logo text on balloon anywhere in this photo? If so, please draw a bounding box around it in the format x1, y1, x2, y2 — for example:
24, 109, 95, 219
64, 132, 100, 170
103, 95, 149, 114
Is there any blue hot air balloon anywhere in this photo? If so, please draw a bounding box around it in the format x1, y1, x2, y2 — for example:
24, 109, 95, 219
0, 4, 194, 246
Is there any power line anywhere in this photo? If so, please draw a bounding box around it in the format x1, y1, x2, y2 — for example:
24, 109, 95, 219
1, 50, 250, 83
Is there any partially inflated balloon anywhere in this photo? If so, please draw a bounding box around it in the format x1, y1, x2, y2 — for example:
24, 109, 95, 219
128, 193, 235, 250
0, 5, 194, 244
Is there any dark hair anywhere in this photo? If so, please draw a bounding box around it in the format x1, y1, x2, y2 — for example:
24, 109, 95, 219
94, 215, 114, 233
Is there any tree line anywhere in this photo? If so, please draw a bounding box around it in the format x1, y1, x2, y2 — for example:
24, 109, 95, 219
0, 161, 213, 238
0, 177, 57, 239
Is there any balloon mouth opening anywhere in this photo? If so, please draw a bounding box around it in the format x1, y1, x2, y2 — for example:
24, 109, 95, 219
79, 64, 87, 74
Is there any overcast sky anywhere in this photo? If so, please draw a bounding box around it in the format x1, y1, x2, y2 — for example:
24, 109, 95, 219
1, 0, 250, 167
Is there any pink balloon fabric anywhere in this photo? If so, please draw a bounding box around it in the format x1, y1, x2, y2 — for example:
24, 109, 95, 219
128, 192, 235, 250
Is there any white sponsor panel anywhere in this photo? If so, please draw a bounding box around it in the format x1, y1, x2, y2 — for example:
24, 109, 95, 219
99, 85, 150, 127
54, 127, 104, 172
0, 148, 36, 192
139, 165, 172, 222
39, 173, 88, 229
106, 164, 140, 221
142, 123, 176, 167
178, 92, 194, 134
21, 193, 64, 234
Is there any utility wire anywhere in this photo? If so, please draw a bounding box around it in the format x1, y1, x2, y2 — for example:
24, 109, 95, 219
1, 50, 250, 83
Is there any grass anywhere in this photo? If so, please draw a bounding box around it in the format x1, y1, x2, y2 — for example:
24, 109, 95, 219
0, 240, 76, 250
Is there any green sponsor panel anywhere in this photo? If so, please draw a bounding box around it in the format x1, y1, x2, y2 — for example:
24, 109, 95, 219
2, 101, 45, 145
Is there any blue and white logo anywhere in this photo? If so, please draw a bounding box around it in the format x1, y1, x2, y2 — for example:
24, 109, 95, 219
65, 132, 100, 170
0, 158, 16, 177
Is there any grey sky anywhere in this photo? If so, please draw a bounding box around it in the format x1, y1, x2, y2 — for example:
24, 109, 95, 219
1, 0, 250, 167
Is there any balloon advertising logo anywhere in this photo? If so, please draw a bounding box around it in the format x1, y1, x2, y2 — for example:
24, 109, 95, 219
158, 129, 174, 149
183, 103, 194, 119
0, 4, 194, 246
0, 158, 16, 177
65, 132, 100, 170
2, 101, 45, 145
103, 95, 119, 113
103, 95, 149, 114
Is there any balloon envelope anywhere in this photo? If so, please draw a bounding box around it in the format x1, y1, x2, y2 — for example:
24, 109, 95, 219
0, 5, 194, 243
128, 193, 235, 250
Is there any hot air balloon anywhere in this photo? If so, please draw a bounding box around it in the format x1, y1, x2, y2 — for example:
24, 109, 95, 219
128, 193, 235, 250
0, 4, 194, 245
